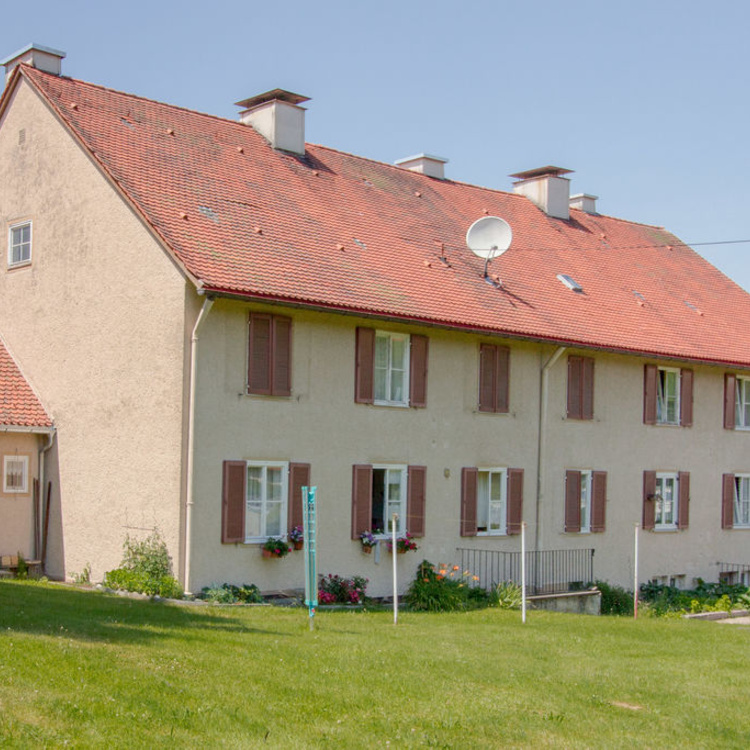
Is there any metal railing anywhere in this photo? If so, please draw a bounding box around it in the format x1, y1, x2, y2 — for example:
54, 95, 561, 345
457, 547, 595, 595
717, 562, 750, 586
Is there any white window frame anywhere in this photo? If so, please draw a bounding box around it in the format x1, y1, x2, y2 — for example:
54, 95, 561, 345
372, 464, 407, 536
735, 378, 750, 430
374, 331, 410, 407
8, 221, 32, 268
476, 467, 508, 535
3, 455, 29, 494
656, 367, 680, 425
579, 470, 593, 534
734, 474, 750, 528
244, 460, 288, 542
654, 472, 679, 530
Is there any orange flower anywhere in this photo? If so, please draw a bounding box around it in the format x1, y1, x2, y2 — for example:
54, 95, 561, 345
473, 575, 480, 581
452, 565, 460, 571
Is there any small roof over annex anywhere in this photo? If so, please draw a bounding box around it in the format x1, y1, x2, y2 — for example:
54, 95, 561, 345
0, 337, 53, 430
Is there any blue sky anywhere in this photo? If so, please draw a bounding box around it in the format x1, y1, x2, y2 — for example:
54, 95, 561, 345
3, 0, 750, 289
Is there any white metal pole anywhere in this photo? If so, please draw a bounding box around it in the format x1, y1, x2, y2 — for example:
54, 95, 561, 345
633, 523, 639, 620
392, 513, 399, 625
521, 521, 527, 624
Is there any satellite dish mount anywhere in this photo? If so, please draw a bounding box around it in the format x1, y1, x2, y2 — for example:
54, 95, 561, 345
465, 216, 512, 285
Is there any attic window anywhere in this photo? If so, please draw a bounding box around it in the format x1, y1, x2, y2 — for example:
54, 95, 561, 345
556, 274, 583, 293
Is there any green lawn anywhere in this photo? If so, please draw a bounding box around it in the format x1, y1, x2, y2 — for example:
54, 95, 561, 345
1, 581, 748, 748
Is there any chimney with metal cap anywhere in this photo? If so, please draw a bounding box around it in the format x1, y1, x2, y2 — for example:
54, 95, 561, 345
569, 193, 599, 215
236, 89, 309, 156
510, 166, 573, 220
395, 153, 448, 180
1, 43, 66, 86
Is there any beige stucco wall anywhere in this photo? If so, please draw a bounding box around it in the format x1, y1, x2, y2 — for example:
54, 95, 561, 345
0, 79, 189, 581
189, 298, 750, 595
0, 432, 40, 559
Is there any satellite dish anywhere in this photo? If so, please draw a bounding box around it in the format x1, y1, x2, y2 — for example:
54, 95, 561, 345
466, 216, 512, 259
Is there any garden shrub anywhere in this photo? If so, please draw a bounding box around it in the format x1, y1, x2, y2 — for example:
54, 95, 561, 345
198, 583, 263, 604
318, 574, 368, 604
595, 580, 634, 616
492, 581, 522, 610
405, 560, 489, 612
104, 529, 183, 599
639, 579, 750, 616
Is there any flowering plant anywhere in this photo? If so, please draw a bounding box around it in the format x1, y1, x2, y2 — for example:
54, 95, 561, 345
387, 531, 419, 553
359, 530, 377, 548
262, 537, 291, 557
318, 573, 368, 605
288, 526, 304, 543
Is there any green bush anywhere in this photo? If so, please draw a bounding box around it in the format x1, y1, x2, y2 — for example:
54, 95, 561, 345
405, 560, 489, 612
595, 580, 634, 616
492, 581, 522, 610
104, 529, 183, 599
198, 583, 263, 604
639, 579, 750, 616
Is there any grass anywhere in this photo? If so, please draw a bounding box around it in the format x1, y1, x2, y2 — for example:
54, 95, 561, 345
1, 581, 749, 748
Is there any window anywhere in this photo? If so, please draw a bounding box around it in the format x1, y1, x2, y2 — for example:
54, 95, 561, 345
355, 327, 428, 407
8, 222, 31, 267
351, 464, 426, 539
3, 455, 28, 493
566, 355, 594, 420
375, 333, 409, 405
460, 466, 523, 536
476, 468, 507, 534
733, 376, 750, 429
247, 313, 292, 396
642, 470, 689, 531
643, 364, 692, 427
565, 470, 606, 533
478, 344, 510, 413
722, 473, 750, 529
221, 460, 310, 543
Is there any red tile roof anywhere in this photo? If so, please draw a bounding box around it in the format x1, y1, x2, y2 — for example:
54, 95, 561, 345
0, 337, 53, 428
11, 65, 750, 368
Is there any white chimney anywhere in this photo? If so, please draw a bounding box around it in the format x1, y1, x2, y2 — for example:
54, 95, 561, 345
569, 193, 599, 215
236, 89, 309, 156
510, 166, 573, 220
394, 153, 448, 180
2, 43, 66, 85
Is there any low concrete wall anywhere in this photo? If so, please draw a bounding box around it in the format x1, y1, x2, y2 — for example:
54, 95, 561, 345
528, 588, 601, 615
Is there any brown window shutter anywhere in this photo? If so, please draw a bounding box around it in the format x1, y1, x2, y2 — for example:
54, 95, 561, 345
222, 460, 246, 543
643, 364, 658, 425
351, 465, 373, 539
271, 317, 292, 396
460, 467, 478, 536
591, 471, 607, 533
407, 465, 426, 536
478, 344, 497, 413
642, 470, 656, 530
724, 373, 736, 430
507, 468, 524, 535
248, 314, 272, 394
677, 471, 690, 530
680, 369, 693, 427
288, 463, 310, 533
581, 357, 595, 420
564, 470, 581, 532
567, 356, 582, 419
722, 474, 735, 529
496, 346, 510, 413
355, 328, 375, 404
409, 335, 429, 408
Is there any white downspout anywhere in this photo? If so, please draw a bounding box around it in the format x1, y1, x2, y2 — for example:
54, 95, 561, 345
535, 346, 566, 551
183, 295, 214, 595
37, 429, 56, 562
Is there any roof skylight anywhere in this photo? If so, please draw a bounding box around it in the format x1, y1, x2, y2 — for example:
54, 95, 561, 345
556, 274, 583, 293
